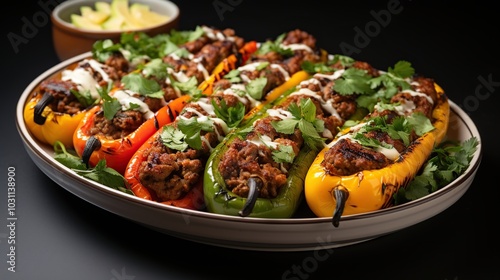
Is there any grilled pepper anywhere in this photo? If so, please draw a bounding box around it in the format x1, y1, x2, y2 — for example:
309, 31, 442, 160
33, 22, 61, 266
77, 41, 259, 175
23, 92, 87, 148
73, 93, 189, 175
203, 62, 363, 218
304, 84, 450, 226
124, 70, 312, 209
204, 113, 319, 218
124, 29, 329, 210
23, 57, 120, 148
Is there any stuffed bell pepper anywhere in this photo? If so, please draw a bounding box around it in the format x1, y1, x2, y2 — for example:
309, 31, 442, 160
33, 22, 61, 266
304, 61, 450, 227
23, 55, 133, 148
124, 29, 327, 210
202, 54, 386, 218
74, 26, 251, 174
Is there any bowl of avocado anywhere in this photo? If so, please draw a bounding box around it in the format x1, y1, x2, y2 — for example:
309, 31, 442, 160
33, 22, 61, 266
51, 0, 179, 61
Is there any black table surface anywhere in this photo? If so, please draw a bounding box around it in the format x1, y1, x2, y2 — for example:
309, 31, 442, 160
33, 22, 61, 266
1, 1, 499, 279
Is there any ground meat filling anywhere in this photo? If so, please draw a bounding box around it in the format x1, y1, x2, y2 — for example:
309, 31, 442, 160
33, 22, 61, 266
37, 80, 84, 115
104, 53, 132, 79
136, 93, 231, 201
219, 139, 288, 198
137, 29, 325, 202
322, 139, 392, 176
137, 137, 205, 201
161, 36, 244, 102
321, 76, 437, 176
249, 29, 323, 73
89, 109, 144, 140
37, 59, 121, 115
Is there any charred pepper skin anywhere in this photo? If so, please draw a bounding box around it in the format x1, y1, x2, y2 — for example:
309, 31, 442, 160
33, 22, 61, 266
203, 82, 317, 219
73, 95, 188, 175
74, 42, 259, 175
204, 131, 318, 218
124, 70, 311, 210
24, 93, 87, 148
304, 84, 450, 227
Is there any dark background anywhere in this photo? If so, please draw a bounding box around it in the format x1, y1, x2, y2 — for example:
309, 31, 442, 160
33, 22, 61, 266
1, 0, 499, 279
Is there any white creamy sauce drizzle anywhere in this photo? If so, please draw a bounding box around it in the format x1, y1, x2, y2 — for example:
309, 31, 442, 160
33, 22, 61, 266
222, 85, 260, 108
313, 69, 345, 81
280, 43, 313, 53
247, 134, 278, 149
180, 98, 231, 151
374, 100, 416, 116
237, 62, 290, 81
112, 90, 154, 119
328, 121, 401, 160
61, 59, 110, 99
401, 89, 434, 104
119, 49, 149, 68
202, 26, 235, 42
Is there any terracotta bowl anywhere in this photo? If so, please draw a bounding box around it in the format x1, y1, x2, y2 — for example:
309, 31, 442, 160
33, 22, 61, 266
51, 0, 180, 61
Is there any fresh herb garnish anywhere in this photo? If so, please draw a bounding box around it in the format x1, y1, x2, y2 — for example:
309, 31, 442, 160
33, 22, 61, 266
91, 39, 122, 62
368, 60, 414, 101
256, 33, 294, 57
121, 73, 164, 99
272, 143, 296, 163
71, 88, 98, 108
97, 87, 122, 120
394, 136, 479, 204
169, 75, 203, 98
140, 58, 169, 80
271, 98, 326, 151
160, 117, 215, 151
245, 77, 267, 100
333, 68, 375, 95
53, 141, 132, 195
211, 98, 245, 128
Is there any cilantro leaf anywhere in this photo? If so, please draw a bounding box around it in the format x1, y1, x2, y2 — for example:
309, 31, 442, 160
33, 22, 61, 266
333, 68, 374, 95
53, 141, 87, 170
160, 125, 188, 151
211, 98, 245, 128
256, 33, 294, 56
272, 144, 295, 163
170, 75, 202, 98
393, 136, 479, 205
98, 87, 122, 120
53, 141, 132, 195
271, 99, 326, 151
121, 73, 164, 98
160, 116, 215, 151
389, 60, 415, 78
141, 58, 169, 80
245, 77, 267, 100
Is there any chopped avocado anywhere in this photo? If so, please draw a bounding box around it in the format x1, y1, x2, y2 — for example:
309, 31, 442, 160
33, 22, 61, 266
129, 3, 170, 26
71, 14, 103, 30
111, 0, 142, 29
70, 0, 169, 31
101, 15, 124, 30
80, 5, 110, 25
95, 2, 111, 14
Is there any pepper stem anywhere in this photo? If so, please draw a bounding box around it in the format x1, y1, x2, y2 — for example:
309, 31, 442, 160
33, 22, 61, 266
239, 176, 263, 217
82, 136, 101, 168
33, 92, 55, 125
332, 186, 349, 228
